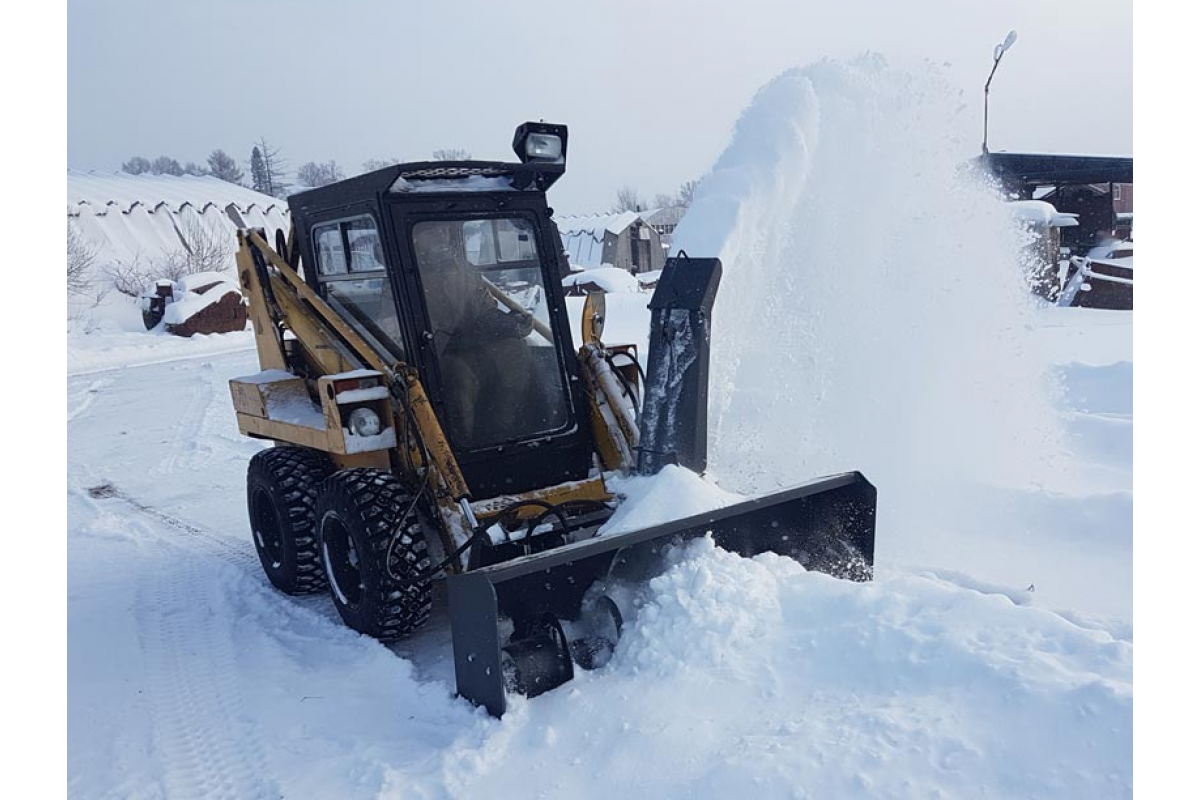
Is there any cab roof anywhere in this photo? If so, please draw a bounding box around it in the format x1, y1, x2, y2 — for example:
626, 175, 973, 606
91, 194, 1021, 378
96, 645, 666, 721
288, 160, 561, 217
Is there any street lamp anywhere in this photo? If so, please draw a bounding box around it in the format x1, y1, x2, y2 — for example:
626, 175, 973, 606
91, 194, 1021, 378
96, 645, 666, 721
983, 30, 1018, 154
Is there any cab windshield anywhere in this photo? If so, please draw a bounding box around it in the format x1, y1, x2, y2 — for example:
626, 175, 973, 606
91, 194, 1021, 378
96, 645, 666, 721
412, 217, 570, 449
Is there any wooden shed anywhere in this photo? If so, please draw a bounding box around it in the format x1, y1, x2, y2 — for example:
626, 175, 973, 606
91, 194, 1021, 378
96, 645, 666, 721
556, 211, 665, 275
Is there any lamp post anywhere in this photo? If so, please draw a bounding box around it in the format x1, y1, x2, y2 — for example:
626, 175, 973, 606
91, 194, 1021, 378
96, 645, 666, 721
983, 30, 1018, 154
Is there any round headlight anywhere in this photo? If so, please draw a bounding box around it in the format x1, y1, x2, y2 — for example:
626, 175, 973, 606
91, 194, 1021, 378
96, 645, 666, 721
347, 408, 382, 437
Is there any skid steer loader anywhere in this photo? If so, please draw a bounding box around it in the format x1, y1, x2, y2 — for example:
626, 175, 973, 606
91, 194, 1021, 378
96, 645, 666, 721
229, 121, 876, 716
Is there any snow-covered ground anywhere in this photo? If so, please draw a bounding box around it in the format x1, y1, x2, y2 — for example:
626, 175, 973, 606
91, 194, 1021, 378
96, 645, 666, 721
66, 301, 1130, 799
68, 56, 1132, 799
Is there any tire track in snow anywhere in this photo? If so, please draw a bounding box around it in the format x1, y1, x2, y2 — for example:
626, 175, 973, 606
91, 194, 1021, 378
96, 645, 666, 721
185, 360, 261, 473
149, 364, 214, 479
134, 528, 283, 799
67, 378, 111, 423
83, 485, 284, 798
84, 484, 432, 798
86, 482, 258, 571
87, 481, 458, 688
165, 357, 266, 478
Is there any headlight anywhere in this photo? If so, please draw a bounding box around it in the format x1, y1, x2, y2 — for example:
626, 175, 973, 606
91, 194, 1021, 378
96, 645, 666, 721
524, 133, 563, 162
347, 408, 382, 437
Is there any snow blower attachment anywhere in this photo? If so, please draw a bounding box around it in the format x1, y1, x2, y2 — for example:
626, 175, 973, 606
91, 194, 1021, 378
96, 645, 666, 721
226, 121, 876, 718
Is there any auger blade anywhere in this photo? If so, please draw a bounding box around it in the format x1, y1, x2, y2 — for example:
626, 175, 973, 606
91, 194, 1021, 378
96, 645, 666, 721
447, 470, 876, 716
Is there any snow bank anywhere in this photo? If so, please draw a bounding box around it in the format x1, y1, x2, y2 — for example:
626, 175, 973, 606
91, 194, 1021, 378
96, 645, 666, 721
671, 55, 1079, 579
435, 537, 1131, 799
67, 328, 254, 376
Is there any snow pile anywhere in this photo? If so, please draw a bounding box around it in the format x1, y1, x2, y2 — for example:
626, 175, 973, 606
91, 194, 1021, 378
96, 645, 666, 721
562, 266, 642, 294
161, 279, 243, 326
672, 55, 1078, 576
390, 175, 516, 193
1009, 200, 1079, 229
601, 464, 742, 535
565, 292, 652, 355
436, 537, 1131, 799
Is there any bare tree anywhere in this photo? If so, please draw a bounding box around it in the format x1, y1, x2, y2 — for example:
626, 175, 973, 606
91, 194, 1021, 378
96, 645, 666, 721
102, 216, 232, 296
362, 157, 399, 173
122, 156, 152, 175
251, 138, 290, 197
67, 222, 98, 295
104, 255, 157, 298
611, 185, 643, 213
207, 149, 244, 184
151, 156, 184, 176
651, 193, 678, 210
296, 160, 345, 188
678, 179, 700, 208
432, 148, 472, 161
183, 162, 208, 176
164, 216, 232, 278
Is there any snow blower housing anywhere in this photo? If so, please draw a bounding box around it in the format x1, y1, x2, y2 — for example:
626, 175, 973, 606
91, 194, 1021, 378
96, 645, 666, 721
228, 121, 876, 716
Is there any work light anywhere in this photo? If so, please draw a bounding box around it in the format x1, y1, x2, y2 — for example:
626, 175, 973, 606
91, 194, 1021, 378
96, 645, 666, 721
347, 408, 382, 437
513, 121, 569, 165
524, 133, 563, 162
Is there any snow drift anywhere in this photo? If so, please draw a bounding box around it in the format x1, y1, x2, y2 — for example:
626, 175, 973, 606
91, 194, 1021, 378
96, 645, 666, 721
435, 537, 1131, 799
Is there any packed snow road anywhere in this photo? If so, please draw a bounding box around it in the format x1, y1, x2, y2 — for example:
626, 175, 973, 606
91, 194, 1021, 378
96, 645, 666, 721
67, 311, 1131, 798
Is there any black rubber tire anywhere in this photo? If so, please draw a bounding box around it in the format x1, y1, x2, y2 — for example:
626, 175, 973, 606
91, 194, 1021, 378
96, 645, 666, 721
246, 446, 334, 595
315, 469, 434, 640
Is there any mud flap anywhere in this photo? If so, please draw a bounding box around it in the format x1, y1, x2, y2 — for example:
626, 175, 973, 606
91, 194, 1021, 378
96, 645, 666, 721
447, 470, 876, 716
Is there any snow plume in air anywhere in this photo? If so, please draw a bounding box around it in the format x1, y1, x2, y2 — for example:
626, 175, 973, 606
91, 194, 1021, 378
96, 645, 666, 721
672, 55, 1070, 541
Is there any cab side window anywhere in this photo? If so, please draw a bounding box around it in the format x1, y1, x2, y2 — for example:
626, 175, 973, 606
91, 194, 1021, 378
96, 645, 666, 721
314, 224, 348, 276
312, 215, 407, 362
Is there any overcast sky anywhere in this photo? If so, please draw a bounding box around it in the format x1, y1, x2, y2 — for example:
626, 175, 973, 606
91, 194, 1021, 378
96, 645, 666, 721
68, 0, 1131, 214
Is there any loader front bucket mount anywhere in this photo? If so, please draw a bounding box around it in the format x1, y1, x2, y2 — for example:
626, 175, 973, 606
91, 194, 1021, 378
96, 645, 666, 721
447, 470, 876, 716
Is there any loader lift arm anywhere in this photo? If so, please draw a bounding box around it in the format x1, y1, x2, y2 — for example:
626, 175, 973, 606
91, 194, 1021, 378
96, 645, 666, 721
234, 227, 477, 554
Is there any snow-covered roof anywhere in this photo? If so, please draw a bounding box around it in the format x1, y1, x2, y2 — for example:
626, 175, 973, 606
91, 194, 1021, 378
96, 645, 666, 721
67, 171, 290, 278
639, 206, 686, 227
556, 211, 643, 268
562, 266, 641, 293
557, 211, 643, 237
67, 171, 289, 217
1008, 200, 1078, 228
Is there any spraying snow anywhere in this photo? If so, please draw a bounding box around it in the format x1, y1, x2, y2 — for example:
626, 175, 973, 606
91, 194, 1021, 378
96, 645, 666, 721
673, 55, 1084, 586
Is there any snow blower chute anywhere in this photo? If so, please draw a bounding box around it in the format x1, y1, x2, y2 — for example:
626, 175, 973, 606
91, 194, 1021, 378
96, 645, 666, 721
226, 121, 876, 717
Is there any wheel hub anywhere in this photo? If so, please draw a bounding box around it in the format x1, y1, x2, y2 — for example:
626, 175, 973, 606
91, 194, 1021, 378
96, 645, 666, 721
322, 515, 364, 608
